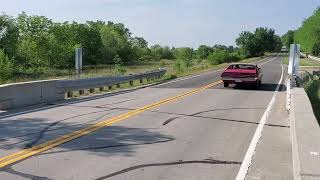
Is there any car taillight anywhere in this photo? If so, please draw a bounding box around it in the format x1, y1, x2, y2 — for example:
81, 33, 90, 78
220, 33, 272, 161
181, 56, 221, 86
221, 72, 229, 77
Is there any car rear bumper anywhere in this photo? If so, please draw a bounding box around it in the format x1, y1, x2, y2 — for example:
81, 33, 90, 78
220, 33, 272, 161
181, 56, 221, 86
221, 77, 258, 84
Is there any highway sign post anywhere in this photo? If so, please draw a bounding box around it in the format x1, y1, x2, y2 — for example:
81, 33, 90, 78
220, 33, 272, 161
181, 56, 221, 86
75, 48, 83, 79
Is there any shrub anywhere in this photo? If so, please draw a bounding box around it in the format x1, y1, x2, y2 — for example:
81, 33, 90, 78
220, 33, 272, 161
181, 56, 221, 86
207, 50, 230, 65
0, 49, 14, 82
113, 55, 126, 75
174, 59, 185, 74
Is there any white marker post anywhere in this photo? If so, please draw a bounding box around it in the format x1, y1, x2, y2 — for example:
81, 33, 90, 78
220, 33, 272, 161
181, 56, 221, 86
288, 44, 300, 78
287, 44, 300, 110
75, 48, 83, 79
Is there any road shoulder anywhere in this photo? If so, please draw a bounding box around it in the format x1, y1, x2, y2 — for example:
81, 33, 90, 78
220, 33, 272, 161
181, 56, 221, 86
246, 88, 293, 180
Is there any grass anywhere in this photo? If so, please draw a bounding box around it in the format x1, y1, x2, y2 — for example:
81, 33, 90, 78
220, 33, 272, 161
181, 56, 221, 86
63, 56, 264, 98
304, 76, 320, 125
2, 56, 264, 85
283, 56, 320, 66
165, 56, 263, 78
0, 56, 266, 99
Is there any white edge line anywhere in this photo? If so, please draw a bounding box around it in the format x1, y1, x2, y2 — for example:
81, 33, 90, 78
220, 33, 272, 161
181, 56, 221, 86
235, 57, 284, 180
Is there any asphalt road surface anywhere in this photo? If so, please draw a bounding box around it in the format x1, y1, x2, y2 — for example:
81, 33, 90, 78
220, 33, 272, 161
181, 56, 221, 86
0, 55, 292, 180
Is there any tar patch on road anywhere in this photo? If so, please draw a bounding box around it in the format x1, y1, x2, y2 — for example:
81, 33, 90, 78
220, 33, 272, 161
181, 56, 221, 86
95, 158, 241, 180
162, 117, 179, 126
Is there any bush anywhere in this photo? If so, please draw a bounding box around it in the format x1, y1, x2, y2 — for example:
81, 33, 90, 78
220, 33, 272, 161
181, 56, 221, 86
174, 59, 185, 74
113, 55, 126, 75
304, 79, 320, 124
207, 50, 230, 65
0, 49, 14, 82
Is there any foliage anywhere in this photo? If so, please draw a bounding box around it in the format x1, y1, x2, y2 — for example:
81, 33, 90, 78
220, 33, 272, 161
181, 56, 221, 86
294, 8, 320, 56
113, 54, 126, 75
174, 47, 193, 67
196, 45, 213, 59
207, 49, 242, 65
0, 11, 278, 84
0, 49, 13, 82
281, 30, 295, 48
304, 77, 320, 124
236, 27, 282, 57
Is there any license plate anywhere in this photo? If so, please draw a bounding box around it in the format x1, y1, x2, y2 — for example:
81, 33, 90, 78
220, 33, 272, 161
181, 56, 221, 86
235, 79, 242, 82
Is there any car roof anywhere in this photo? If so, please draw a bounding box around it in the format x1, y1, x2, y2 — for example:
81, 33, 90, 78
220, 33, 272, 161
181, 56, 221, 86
229, 63, 256, 65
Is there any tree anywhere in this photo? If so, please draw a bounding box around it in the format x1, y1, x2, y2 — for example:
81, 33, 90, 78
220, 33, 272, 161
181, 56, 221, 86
196, 45, 213, 59
16, 12, 53, 71
208, 49, 231, 65
236, 27, 279, 57
174, 47, 193, 67
294, 8, 320, 55
254, 27, 276, 53
273, 35, 282, 52
100, 22, 134, 64
0, 14, 19, 59
0, 49, 13, 82
236, 31, 258, 56
131, 37, 148, 48
281, 30, 295, 49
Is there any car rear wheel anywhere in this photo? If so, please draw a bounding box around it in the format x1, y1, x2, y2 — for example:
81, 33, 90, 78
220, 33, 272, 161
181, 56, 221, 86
256, 80, 262, 89
224, 82, 229, 87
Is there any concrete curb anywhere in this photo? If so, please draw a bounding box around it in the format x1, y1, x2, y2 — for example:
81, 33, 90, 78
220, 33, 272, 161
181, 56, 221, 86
290, 89, 302, 180
290, 87, 320, 180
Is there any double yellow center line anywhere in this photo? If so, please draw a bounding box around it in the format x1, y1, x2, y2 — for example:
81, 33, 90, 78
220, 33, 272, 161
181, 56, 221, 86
0, 80, 222, 168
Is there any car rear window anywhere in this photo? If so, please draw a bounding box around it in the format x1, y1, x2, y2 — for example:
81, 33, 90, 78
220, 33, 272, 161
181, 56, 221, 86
227, 64, 256, 70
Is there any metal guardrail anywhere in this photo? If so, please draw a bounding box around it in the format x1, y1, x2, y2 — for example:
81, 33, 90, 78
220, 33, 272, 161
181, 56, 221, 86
308, 55, 320, 61
0, 69, 167, 110
300, 52, 320, 61
56, 69, 167, 95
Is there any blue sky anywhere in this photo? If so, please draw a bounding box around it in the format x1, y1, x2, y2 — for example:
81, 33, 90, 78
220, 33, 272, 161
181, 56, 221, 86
1, 0, 319, 47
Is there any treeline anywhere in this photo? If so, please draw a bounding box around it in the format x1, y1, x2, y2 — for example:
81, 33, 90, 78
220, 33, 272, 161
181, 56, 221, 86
236, 27, 282, 57
0, 12, 281, 82
282, 7, 320, 56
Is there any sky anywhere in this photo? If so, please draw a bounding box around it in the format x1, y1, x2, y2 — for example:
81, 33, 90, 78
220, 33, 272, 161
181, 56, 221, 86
1, 0, 319, 48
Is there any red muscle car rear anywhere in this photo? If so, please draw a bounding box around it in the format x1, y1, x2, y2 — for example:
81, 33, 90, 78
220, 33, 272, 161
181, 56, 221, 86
221, 63, 263, 88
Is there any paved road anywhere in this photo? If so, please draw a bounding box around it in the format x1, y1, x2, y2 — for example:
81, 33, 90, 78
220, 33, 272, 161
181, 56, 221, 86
0, 55, 292, 180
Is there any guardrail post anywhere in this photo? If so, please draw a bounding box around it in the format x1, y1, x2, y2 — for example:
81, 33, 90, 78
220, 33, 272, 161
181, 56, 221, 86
67, 91, 73, 98
57, 69, 167, 97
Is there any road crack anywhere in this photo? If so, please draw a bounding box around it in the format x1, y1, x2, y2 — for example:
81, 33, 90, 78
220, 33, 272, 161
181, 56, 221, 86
95, 158, 241, 180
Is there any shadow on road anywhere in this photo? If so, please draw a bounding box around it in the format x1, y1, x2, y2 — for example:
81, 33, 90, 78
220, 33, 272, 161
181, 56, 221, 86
218, 83, 287, 92
0, 117, 174, 158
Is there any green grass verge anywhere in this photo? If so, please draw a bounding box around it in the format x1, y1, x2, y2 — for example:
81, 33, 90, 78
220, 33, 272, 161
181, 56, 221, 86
2, 56, 265, 85
166, 56, 263, 79
65, 56, 264, 98
304, 76, 320, 125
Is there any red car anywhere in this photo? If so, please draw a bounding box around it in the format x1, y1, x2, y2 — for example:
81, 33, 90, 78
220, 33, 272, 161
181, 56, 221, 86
221, 63, 263, 88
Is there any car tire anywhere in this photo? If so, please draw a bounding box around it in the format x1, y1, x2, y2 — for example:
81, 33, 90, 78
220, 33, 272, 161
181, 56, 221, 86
256, 80, 262, 89
224, 82, 229, 87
